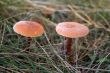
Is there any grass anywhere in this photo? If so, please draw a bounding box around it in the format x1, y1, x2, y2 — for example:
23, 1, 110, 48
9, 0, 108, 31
0, 0, 110, 73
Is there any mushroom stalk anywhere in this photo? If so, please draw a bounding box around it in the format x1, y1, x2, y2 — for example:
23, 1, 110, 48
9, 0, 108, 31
27, 37, 32, 47
22, 37, 32, 52
66, 38, 74, 64
66, 38, 73, 55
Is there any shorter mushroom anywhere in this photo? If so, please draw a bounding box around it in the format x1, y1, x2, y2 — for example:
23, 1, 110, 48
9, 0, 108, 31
13, 21, 44, 51
56, 22, 89, 64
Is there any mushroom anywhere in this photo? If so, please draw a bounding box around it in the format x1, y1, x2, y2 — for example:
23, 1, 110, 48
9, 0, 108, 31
13, 21, 44, 51
56, 22, 89, 64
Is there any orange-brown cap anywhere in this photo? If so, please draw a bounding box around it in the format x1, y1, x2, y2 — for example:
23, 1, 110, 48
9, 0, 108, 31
13, 21, 44, 37
56, 22, 89, 38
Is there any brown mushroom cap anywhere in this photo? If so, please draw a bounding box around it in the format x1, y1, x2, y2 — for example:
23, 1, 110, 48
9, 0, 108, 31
13, 21, 44, 37
56, 22, 89, 38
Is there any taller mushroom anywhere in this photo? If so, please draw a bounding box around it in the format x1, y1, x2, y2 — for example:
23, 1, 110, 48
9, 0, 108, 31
56, 22, 89, 64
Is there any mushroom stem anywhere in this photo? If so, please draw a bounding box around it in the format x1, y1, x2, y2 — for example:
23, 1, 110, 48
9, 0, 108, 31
66, 38, 73, 55
27, 37, 32, 47
66, 38, 74, 64
21, 37, 32, 52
